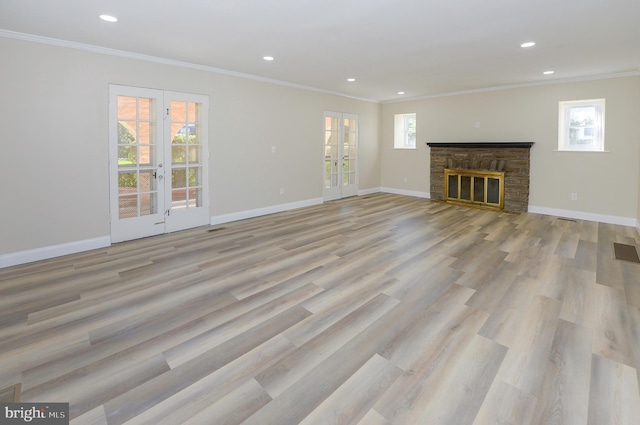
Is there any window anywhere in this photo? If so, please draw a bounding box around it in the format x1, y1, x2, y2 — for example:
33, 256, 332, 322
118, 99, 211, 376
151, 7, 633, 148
558, 99, 605, 151
394, 113, 416, 149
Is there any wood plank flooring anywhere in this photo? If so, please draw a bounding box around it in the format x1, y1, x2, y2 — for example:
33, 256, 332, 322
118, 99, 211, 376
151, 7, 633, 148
1, 193, 640, 424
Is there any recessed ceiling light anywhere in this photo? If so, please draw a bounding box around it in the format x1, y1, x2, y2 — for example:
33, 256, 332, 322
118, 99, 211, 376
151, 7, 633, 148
99, 14, 118, 22
520, 42, 536, 48
347, 78, 356, 82
543, 70, 555, 75
397, 91, 405, 95
263, 56, 274, 61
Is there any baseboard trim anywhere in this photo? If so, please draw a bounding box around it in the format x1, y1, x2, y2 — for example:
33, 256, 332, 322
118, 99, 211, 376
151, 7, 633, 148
0, 236, 111, 269
528, 205, 638, 228
210, 198, 324, 225
380, 187, 430, 199
358, 187, 382, 196
2, 200, 635, 269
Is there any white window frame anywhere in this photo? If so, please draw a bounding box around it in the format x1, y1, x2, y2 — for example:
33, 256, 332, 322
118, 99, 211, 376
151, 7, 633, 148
558, 99, 605, 152
394, 113, 417, 149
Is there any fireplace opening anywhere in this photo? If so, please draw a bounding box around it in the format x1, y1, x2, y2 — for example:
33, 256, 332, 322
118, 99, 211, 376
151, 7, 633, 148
445, 168, 504, 210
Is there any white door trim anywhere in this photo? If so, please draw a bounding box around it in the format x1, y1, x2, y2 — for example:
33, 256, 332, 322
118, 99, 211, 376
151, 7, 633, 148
322, 111, 359, 201
109, 84, 210, 243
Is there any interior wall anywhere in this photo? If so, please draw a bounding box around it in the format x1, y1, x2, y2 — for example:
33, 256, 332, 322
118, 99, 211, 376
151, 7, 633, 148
638, 144, 640, 234
0, 36, 381, 256
381, 76, 640, 221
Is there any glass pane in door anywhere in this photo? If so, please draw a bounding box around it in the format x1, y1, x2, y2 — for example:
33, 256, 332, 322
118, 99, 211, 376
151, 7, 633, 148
487, 178, 500, 204
324, 116, 339, 189
170, 101, 202, 209
448, 175, 458, 198
460, 176, 471, 200
473, 177, 485, 202
343, 117, 357, 186
116, 95, 158, 219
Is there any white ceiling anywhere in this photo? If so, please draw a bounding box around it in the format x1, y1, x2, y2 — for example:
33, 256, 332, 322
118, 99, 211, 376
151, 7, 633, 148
1, 0, 639, 102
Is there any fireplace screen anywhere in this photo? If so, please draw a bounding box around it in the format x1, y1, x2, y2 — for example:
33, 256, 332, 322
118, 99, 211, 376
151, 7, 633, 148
444, 168, 504, 210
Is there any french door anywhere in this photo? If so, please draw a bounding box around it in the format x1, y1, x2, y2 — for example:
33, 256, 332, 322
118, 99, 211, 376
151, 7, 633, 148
108, 85, 209, 243
323, 111, 358, 201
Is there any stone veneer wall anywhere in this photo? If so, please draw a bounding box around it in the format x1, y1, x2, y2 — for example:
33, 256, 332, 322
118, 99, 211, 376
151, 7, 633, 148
429, 146, 532, 212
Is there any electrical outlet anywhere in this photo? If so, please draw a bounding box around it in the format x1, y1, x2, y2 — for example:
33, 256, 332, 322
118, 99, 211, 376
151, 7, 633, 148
279, 187, 285, 195
271, 146, 277, 154
571, 193, 578, 201
403, 177, 408, 183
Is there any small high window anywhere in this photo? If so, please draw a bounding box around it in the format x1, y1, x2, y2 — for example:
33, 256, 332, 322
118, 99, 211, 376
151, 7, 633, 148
558, 99, 605, 151
394, 113, 416, 149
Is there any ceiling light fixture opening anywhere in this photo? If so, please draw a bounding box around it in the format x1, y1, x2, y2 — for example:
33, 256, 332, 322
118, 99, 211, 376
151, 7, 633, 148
263, 56, 274, 61
99, 14, 118, 22
347, 78, 356, 82
520, 42, 536, 48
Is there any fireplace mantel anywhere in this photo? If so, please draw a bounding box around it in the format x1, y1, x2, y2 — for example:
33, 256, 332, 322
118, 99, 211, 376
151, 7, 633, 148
426, 141, 534, 149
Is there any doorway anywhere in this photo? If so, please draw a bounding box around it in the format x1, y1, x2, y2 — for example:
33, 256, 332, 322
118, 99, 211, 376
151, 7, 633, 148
323, 111, 359, 201
108, 85, 209, 243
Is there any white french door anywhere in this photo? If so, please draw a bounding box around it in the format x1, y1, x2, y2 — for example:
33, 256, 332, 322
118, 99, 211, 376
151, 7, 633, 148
323, 111, 358, 201
108, 85, 209, 243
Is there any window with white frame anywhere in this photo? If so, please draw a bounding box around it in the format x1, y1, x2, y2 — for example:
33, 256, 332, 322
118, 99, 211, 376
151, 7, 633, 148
558, 99, 605, 151
394, 113, 416, 149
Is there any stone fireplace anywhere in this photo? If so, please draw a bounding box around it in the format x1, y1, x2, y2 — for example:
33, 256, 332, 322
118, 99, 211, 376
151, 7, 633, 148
426, 141, 534, 212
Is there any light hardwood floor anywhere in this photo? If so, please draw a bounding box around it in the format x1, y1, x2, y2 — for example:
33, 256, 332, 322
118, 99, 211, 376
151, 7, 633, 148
1, 193, 640, 424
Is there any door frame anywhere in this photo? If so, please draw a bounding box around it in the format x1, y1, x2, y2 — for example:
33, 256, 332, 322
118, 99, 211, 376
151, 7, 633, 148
162, 91, 210, 234
108, 84, 210, 243
323, 111, 359, 201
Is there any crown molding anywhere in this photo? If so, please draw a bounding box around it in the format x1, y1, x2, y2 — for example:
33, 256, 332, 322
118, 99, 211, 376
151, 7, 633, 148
2, 29, 637, 105
0, 29, 378, 104
381, 71, 640, 104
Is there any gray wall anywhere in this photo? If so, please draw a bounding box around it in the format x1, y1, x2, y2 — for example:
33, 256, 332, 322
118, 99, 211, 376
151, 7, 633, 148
1, 34, 638, 263
0, 37, 381, 256
381, 77, 640, 221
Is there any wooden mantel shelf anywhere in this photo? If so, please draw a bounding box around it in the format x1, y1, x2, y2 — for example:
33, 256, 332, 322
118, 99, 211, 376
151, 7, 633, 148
426, 141, 534, 148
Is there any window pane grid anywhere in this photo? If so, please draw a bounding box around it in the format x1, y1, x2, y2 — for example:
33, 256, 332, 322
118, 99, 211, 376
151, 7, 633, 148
117, 95, 157, 219
170, 100, 203, 209
394, 113, 416, 149
558, 99, 605, 151
324, 116, 339, 189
